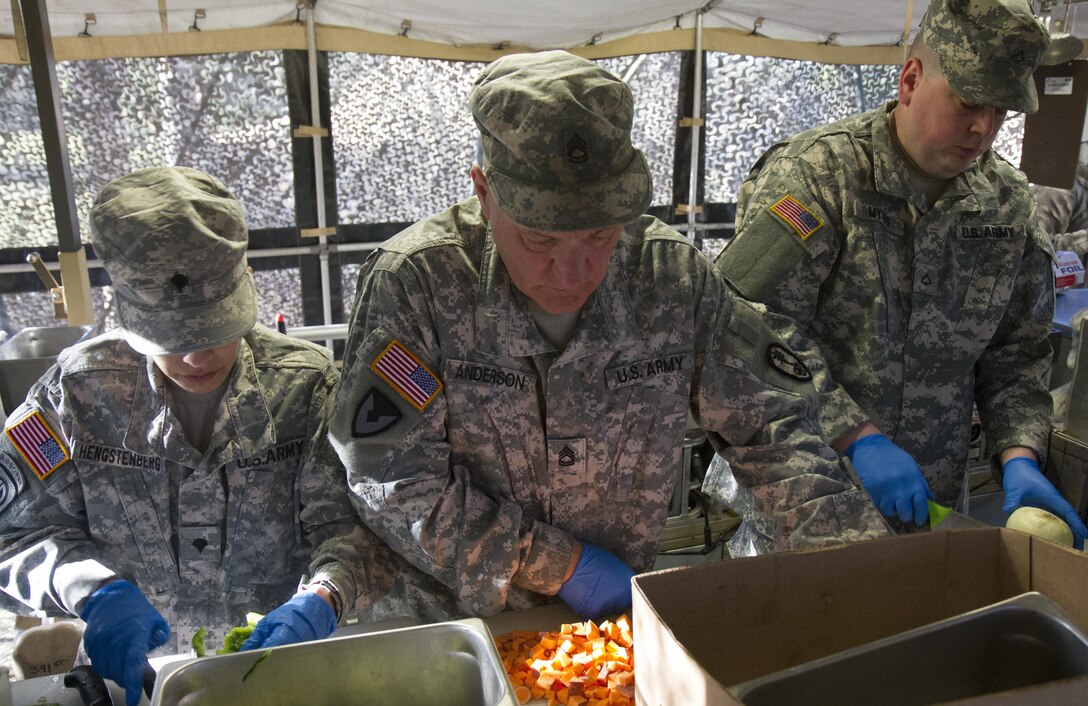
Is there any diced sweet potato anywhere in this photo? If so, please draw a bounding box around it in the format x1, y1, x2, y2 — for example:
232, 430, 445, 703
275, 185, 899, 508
495, 615, 635, 706
611, 670, 634, 686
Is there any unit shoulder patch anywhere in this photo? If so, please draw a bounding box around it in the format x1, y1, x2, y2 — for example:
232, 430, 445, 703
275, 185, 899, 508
770, 194, 823, 240
5, 410, 68, 480
0, 453, 25, 513
369, 340, 443, 412
352, 388, 403, 438
766, 343, 812, 382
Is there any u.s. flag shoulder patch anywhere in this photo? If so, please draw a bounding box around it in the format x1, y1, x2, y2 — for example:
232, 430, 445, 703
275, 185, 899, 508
370, 340, 443, 412
770, 194, 823, 240
5, 410, 68, 480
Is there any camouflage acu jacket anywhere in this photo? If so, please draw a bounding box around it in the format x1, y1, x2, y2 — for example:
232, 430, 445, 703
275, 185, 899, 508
717, 102, 1055, 508
0, 326, 395, 654
329, 197, 888, 620
1034, 162, 1088, 269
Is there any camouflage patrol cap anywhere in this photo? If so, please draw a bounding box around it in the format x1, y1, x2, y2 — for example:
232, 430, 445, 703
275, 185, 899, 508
89, 166, 257, 356
919, 0, 1050, 114
470, 50, 653, 231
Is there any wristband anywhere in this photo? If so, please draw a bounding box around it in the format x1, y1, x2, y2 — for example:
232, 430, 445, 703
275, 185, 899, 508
304, 579, 343, 622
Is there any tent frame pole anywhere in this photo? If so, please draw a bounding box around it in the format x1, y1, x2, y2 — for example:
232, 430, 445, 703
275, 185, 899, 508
685, 9, 706, 243
19, 0, 95, 325
306, 1, 335, 349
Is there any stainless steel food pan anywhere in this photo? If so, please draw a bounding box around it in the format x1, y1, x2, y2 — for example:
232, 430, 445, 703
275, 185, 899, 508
150, 618, 516, 706
730, 592, 1088, 706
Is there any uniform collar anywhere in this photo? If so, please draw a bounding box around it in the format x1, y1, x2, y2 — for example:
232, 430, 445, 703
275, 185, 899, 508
218, 340, 276, 459
124, 358, 185, 461
475, 229, 642, 360
122, 338, 274, 463
872, 101, 991, 213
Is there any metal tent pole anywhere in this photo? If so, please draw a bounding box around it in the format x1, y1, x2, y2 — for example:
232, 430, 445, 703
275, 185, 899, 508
686, 9, 706, 244
19, 0, 95, 325
306, 1, 335, 350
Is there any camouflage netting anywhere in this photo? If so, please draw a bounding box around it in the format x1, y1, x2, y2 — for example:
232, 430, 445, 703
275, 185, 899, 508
1, 50, 1026, 335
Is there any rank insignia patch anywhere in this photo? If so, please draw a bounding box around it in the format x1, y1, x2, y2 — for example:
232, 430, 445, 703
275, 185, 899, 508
770, 195, 823, 240
370, 340, 443, 412
5, 410, 68, 480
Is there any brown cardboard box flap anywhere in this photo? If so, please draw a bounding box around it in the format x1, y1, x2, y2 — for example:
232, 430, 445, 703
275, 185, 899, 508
633, 528, 1088, 705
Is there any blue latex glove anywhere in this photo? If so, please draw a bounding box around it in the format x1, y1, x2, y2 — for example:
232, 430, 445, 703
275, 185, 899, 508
556, 542, 635, 621
846, 434, 934, 526
1002, 457, 1088, 550
240, 591, 337, 650
79, 580, 169, 706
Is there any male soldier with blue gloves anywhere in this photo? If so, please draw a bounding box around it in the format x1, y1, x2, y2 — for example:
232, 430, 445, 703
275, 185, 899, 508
716, 0, 1088, 545
0, 167, 403, 705
329, 50, 890, 624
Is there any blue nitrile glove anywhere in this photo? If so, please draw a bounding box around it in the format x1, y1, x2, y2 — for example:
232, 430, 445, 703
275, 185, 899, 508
79, 580, 169, 706
846, 434, 934, 526
1002, 457, 1088, 550
240, 591, 337, 650
556, 543, 635, 621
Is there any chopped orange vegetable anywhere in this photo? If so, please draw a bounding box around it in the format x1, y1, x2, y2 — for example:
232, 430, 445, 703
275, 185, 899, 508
495, 616, 634, 706
609, 670, 634, 686
605, 643, 628, 660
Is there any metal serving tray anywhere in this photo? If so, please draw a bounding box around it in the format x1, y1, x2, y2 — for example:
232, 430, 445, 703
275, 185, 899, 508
0, 325, 92, 417
730, 592, 1088, 706
150, 618, 516, 706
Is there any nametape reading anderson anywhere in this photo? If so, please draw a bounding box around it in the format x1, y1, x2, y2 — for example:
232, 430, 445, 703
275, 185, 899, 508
450, 361, 532, 391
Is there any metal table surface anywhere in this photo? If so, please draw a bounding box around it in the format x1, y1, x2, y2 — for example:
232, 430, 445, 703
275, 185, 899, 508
1054, 288, 1088, 338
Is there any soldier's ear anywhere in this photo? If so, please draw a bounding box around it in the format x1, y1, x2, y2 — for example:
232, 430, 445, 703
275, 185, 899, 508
898, 57, 923, 106
471, 165, 493, 221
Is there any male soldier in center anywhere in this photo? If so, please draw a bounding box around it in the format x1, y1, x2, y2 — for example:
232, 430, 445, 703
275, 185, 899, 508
329, 50, 890, 622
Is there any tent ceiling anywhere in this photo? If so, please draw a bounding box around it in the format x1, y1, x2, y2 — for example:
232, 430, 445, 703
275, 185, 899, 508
1, 0, 1086, 63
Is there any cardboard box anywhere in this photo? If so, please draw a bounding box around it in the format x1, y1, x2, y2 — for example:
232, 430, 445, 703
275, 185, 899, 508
1047, 429, 1088, 524
633, 529, 1088, 705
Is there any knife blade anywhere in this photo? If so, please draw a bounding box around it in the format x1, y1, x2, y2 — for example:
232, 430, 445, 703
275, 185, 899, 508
928, 500, 989, 530
143, 660, 156, 700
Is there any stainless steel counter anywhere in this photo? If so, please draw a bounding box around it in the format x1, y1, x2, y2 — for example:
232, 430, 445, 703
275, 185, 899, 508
8, 603, 581, 706
1054, 288, 1088, 338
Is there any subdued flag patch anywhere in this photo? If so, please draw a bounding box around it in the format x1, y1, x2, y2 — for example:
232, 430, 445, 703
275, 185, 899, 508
770, 195, 823, 240
6, 410, 68, 480
370, 340, 443, 412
